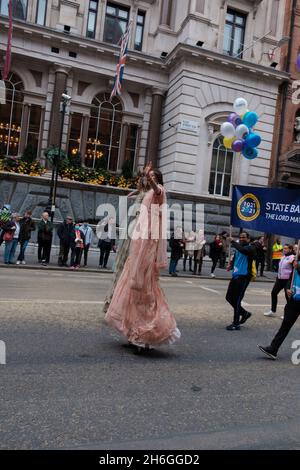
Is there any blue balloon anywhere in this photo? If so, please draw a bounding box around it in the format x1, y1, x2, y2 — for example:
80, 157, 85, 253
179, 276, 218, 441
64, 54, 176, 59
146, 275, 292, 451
245, 133, 261, 148
242, 147, 258, 159
243, 111, 258, 128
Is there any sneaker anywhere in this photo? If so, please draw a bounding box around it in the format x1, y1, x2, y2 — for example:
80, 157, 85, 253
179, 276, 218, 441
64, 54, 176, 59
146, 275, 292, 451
264, 310, 276, 317
16, 260, 21, 265
258, 345, 277, 360
240, 311, 252, 325
21, 261, 26, 265
280, 315, 284, 320
171, 273, 178, 277
226, 324, 240, 331
211, 273, 216, 278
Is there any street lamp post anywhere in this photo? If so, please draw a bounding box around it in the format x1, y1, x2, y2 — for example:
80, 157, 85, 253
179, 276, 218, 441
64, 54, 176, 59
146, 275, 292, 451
46, 91, 71, 223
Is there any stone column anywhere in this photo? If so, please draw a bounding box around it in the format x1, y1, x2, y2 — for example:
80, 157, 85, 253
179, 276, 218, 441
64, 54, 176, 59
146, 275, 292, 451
189, 0, 205, 14
160, 0, 173, 26
19, 103, 30, 156
133, 125, 142, 172
146, 88, 166, 168
79, 114, 90, 166
48, 66, 70, 148
118, 122, 130, 172
37, 106, 46, 164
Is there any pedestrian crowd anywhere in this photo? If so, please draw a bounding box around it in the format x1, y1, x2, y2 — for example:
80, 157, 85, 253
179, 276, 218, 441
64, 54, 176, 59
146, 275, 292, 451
0, 204, 116, 270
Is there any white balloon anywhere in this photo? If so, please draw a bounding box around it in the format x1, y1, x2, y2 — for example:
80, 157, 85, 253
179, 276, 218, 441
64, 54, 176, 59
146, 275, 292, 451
221, 122, 235, 139
233, 98, 248, 116
235, 124, 249, 140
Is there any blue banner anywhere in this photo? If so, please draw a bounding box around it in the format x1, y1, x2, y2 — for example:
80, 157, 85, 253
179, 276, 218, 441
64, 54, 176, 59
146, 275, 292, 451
231, 186, 300, 238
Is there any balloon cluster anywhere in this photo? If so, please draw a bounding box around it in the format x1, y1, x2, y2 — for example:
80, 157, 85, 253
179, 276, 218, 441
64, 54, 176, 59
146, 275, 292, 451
220, 98, 261, 160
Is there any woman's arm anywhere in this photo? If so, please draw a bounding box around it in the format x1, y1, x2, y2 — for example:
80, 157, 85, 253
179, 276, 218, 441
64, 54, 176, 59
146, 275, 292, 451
144, 162, 161, 195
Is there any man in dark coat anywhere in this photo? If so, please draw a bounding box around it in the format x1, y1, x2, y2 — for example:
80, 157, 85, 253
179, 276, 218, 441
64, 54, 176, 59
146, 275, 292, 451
37, 211, 53, 265
57, 216, 76, 266
169, 227, 184, 277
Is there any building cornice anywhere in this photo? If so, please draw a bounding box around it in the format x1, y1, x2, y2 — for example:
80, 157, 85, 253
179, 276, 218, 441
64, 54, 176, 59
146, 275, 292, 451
165, 43, 290, 83
0, 16, 290, 84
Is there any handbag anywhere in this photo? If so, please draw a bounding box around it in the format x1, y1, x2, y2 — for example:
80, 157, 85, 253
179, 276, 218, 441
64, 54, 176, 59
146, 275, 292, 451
3, 231, 13, 242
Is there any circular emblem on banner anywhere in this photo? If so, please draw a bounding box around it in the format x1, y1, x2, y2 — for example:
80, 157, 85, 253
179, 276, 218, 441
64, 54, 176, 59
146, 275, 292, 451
237, 193, 261, 222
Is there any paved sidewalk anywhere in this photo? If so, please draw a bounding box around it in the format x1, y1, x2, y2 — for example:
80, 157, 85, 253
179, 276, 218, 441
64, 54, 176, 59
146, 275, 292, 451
0, 242, 277, 282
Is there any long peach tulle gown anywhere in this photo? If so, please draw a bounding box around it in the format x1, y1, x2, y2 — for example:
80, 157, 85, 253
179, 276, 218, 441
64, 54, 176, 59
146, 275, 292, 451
105, 185, 181, 348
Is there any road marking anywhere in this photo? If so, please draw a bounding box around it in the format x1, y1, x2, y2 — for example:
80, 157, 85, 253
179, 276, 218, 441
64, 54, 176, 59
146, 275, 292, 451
242, 301, 285, 308
185, 281, 193, 284
199, 286, 220, 295
0, 299, 104, 304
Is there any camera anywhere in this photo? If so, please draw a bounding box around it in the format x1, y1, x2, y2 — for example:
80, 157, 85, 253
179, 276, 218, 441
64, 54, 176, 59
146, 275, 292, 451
61, 92, 71, 101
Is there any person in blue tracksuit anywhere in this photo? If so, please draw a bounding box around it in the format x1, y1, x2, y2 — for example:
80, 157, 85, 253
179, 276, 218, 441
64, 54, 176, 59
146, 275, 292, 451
225, 232, 256, 331
258, 259, 300, 360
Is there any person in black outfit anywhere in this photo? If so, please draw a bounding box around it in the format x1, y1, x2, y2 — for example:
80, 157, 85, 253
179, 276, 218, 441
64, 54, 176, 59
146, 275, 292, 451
254, 236, 266, 277
37, 212, 53, 265
98, 218, 116, 269
259, 259, 300, 360
209, 235, 223, 278
169, 227, 184, 277
57, 216, 76, 266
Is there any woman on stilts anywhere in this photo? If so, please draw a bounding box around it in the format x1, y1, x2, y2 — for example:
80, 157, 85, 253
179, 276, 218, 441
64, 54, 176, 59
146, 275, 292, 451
104, 162, 181, 354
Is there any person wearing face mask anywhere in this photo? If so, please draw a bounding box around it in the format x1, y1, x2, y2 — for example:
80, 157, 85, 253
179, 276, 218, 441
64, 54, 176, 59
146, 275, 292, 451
258, 256, 300, 360
79, 221, 94, 267
264, 245, 295, 317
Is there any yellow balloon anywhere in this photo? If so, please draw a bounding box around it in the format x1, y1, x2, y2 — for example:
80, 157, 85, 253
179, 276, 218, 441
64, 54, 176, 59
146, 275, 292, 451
223, 137, 234, 149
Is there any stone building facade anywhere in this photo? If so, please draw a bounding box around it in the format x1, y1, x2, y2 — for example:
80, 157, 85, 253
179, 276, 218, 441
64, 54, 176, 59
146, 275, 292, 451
0, 0, 291, 235
269, 0, 300, 188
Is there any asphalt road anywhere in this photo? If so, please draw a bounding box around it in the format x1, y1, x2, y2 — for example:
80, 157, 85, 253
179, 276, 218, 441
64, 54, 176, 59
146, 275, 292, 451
0, 268, 299, 450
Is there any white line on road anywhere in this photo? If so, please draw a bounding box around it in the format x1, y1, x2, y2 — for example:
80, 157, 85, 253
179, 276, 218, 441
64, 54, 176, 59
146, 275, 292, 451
185, 281, 193, 284
199, 286, 220, 295
0, 299, 104, 304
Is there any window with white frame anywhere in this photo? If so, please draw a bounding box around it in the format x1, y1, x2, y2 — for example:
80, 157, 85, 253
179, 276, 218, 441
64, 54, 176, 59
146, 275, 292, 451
209, 136, 233, 197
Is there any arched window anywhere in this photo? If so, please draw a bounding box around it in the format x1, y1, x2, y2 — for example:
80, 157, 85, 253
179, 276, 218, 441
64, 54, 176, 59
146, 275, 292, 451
0, 72, 24, 157
209, 136, 233, 197
85, 92, 122, 171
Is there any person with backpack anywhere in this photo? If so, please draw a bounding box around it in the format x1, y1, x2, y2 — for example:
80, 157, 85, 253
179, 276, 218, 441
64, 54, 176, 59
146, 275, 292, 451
258, 256, 300, 360
225, 231, 256, 330
264, 244, 295, 318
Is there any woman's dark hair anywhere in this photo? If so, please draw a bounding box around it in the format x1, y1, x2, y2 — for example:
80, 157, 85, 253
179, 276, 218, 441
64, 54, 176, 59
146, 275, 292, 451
152, 169, 164, 185
285, 244, 294, 251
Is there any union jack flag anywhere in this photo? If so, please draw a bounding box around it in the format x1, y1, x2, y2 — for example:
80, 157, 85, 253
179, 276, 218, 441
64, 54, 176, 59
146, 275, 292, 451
110, 20, 133, 101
